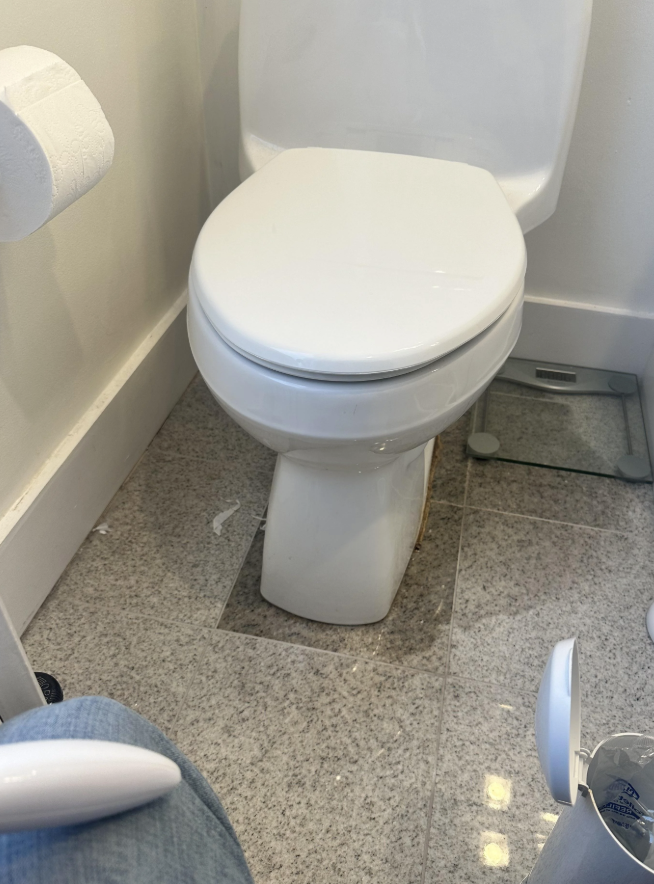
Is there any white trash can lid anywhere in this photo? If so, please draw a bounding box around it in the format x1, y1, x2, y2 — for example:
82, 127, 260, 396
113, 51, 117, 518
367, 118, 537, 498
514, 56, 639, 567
535, 637, 583, 806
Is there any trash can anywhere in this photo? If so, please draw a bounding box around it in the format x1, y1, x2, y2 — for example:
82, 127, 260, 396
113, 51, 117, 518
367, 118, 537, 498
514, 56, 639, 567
526, 638, 654, 883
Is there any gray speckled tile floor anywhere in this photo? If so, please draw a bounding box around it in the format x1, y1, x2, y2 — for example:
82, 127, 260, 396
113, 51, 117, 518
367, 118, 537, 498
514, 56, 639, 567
425, 679, 558, 884
174, 631, 441, 884
21, 374, 654, 883
467, 458, 654, 533
219, 501, 463, 673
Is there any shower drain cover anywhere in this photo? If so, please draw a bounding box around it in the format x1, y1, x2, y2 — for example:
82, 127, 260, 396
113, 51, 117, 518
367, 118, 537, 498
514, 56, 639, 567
34, 672, 64, 705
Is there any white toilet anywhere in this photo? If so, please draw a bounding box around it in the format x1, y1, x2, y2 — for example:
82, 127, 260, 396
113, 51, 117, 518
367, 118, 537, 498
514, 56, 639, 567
188, 0, 593, 625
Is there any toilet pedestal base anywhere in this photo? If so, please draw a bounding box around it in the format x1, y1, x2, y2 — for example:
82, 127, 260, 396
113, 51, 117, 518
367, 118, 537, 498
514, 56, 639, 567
260, 439, 435, 625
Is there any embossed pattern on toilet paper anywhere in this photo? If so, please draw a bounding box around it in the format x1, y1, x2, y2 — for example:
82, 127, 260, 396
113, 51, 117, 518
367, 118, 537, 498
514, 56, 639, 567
0, 46, 114, 242
20, 78, 114, 217
0, 59, 79, 113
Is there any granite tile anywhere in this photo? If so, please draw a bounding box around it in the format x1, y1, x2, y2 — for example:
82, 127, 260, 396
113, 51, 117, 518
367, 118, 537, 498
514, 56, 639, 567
432, 412, 472, 506
449, 508, 654, 698
150, 375, 277, 469
22, 599, 208, 734
467, 459, 654, 533
425, 679, 557, 884
43, 450, 273, 628
175, 630, 442, 884
219, 502, 462, 672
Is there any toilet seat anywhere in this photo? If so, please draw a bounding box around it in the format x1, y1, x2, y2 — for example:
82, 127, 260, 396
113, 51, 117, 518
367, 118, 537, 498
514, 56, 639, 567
190, 147, 526, 380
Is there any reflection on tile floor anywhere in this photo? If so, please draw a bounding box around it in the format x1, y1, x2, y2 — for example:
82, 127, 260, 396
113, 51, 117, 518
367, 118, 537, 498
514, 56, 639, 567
425, 679, 558, 884
22, 375, 654, 883
175, 631, 441, 884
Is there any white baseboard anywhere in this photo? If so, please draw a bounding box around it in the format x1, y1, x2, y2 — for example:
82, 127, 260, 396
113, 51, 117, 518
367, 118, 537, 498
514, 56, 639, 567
514, 295, 654, 376
0, 292, 197, 634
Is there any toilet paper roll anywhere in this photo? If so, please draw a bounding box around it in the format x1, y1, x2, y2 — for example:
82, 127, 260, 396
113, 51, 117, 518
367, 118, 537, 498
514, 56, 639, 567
0, 46, 114, 242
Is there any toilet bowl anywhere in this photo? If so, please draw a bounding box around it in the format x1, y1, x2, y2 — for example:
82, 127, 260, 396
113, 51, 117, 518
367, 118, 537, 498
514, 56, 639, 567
189, 283, 522, 624
188, 148, 526, 624
187, 0, 592, 624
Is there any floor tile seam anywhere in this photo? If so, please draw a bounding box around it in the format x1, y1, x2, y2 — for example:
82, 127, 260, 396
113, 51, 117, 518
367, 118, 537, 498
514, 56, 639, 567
463, 503, 631, 536
167, 627, 216, 737
213, 626, 447, 681
207, 513, 267, 630
419, 674, 448, 884
74, 513, 455, 662
446, 672, 539, 700
441, 456, 472, 688
201, 597, 228, 632
445, 456, 472, 661
69, 598, 215, 633
430, 498, 465, 509
420, 458, 472, 884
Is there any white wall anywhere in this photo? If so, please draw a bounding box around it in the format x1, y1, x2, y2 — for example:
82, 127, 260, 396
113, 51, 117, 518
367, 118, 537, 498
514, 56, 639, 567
196, 0, 241, 207
196, 0, 654, 332
524, 0, 654, 317
0, 1, 209, 518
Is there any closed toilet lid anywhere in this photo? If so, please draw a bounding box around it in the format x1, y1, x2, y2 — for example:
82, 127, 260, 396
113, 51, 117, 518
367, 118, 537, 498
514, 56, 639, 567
191, 148, 526, 377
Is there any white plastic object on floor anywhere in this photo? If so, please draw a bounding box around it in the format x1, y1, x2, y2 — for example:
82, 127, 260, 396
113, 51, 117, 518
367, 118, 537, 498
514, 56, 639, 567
0, 740, 181, 832
647, 603, 654, 644
527, 639, 654, 883
535, 637, 582, 807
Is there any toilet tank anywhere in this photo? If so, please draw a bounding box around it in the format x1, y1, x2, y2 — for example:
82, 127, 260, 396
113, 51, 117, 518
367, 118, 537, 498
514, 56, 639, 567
238, 0, 592, 232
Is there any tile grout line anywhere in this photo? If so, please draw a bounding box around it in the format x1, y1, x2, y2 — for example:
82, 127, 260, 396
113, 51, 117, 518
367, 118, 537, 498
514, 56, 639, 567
165, 625, 216, 738
205, 505, 269, 632
464, 503, 633, 536
161, 499, 271, 734
431, 499, 465, 509
46, 493, 273, 635
447, 671, 539, 698
138, 467, 270, 737
212, 624, 448, 680
419, 455, 472, 884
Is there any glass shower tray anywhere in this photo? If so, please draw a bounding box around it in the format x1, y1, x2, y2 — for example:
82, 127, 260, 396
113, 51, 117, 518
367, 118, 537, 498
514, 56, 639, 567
467, 358, 653, 482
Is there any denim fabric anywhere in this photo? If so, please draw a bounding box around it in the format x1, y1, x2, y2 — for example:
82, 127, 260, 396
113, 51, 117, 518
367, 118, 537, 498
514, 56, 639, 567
0, 697, 255, 884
